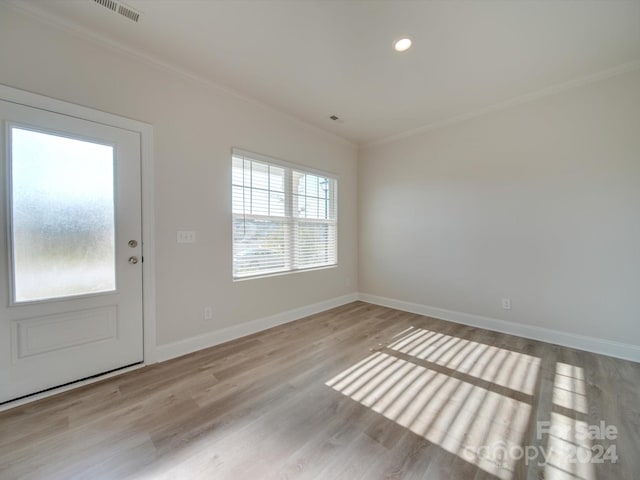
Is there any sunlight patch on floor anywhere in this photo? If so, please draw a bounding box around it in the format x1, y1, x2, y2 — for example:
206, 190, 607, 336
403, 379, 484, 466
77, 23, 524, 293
552, 362, 588, 414
326, 343, 538, 480
544, 413, 596, 480
544, 363, 595, 480
387, 327, 541, 395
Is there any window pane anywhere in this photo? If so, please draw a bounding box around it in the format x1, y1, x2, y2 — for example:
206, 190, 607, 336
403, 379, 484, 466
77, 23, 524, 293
10, 127, 116, 302
295, 222, 336, 268
243, 159, 251, 186
306, 197, 320, 219
270, 192, 285, 217
306, 174, 319, 197
232, 186, 244, 215
319, 199, 327, 219
293, 171, 305, 196
233, 218, 287, 277
232, 156, 244, 186
293, 194, 306, 218
326, 178, 337, 219
319, 178, 329, 199
252, 189, 269, 216
269, 166, 285, 192
251, 161, 269, 190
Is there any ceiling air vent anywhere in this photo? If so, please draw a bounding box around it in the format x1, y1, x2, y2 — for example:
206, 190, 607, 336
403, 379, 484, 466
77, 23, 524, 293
93, 0, 141, 23
94, 0, 117, 12
118, 4, 140, 23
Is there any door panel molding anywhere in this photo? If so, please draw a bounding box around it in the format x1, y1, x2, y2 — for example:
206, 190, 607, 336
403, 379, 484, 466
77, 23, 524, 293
13, 306, 119, 361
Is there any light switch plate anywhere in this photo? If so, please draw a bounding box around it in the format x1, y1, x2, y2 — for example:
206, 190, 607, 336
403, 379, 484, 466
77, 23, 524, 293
177, 230, 196, 243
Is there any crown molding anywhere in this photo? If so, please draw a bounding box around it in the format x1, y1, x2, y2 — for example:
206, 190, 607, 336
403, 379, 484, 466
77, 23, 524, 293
362, 59, 640, 150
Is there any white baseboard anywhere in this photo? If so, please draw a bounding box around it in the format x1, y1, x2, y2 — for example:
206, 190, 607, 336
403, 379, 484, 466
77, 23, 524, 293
358, 293, 640, 363
154, 290, 640, 364
156, 293, 359, 362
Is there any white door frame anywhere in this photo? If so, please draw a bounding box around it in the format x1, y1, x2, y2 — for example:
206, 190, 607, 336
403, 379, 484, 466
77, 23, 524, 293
0, 84, 157, 403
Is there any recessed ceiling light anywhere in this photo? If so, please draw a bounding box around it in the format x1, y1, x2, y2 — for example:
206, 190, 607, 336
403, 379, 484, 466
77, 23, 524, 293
394, 37, 412, 52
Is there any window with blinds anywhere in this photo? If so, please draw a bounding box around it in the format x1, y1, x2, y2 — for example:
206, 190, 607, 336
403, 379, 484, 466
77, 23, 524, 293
232, 149, 338, 279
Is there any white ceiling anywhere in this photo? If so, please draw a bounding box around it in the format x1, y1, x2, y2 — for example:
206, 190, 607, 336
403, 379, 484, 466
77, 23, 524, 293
7, 0, 640, 145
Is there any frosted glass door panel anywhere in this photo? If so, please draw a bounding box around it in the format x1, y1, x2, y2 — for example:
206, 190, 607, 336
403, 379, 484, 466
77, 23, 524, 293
10, 127, 116, 302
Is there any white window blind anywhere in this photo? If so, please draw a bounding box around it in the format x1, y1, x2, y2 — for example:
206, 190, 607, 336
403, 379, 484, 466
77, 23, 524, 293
232, 149, 338, 279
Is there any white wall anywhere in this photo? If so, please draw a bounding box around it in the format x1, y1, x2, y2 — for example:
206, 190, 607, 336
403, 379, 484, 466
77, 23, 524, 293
359, 69, 640, 346
0, 6, 358, 347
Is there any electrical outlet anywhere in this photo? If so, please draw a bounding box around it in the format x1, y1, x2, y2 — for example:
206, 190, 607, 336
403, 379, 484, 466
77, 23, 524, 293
177, 230, 196, 243
203, 306, 213, 321
501, 298, 512, 310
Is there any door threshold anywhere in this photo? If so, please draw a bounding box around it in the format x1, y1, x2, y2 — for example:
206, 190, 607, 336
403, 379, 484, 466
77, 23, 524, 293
0, 362, 145, 412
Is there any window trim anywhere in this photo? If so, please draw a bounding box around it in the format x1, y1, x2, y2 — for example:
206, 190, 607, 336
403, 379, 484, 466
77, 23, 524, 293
231, 148, 338, 281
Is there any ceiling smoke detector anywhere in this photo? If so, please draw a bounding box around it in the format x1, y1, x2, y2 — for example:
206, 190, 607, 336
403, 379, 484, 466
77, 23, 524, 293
93, 0, 141, 23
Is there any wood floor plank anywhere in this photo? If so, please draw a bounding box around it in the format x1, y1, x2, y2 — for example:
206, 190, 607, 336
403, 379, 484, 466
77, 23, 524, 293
1, 301, 638, 480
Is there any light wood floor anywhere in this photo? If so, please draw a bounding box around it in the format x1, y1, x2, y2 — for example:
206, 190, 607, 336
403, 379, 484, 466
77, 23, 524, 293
1, 302, 639, 479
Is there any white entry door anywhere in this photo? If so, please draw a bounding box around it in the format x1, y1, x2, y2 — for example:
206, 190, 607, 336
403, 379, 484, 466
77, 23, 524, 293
0, 99, 143, 404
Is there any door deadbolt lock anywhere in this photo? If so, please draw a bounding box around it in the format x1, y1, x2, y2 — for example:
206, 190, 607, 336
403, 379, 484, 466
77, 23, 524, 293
128, 256, 139, 264
128, 240, 138, 248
